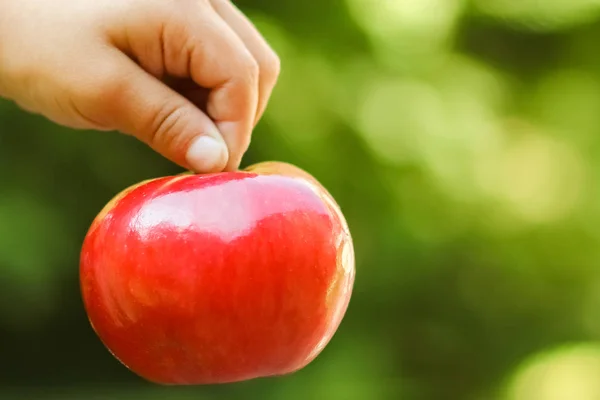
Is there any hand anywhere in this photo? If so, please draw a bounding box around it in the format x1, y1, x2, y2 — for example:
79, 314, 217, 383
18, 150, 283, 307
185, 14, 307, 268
0, 0, 280, 173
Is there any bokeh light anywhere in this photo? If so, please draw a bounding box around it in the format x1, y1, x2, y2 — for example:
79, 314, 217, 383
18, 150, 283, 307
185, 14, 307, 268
503, 343, 600, 400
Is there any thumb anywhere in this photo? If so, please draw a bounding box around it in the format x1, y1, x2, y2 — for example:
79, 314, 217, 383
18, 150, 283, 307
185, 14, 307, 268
81, 51, 229, 173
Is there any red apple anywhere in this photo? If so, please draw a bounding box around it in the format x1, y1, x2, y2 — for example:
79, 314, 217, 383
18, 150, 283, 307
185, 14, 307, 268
79, 161, 355, 385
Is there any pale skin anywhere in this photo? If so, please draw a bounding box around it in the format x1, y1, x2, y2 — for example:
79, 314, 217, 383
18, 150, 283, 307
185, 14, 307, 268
0, 0, 281, 173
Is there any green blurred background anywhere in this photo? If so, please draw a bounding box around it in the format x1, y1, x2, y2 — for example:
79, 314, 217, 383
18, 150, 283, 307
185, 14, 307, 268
4, 0, 600, 399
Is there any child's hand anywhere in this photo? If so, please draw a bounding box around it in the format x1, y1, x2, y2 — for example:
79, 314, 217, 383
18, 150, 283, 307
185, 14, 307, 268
0, 0, 280, 173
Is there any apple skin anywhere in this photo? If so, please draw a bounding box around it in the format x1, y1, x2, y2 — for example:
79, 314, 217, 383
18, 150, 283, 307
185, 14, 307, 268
80, 161, 355, 385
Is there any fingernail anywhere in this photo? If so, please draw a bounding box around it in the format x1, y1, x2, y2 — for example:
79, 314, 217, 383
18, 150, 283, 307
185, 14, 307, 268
186, 135, 228, 173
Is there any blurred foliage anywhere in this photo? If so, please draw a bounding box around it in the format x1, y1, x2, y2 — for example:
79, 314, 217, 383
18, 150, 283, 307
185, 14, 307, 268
4, 0, 600, 399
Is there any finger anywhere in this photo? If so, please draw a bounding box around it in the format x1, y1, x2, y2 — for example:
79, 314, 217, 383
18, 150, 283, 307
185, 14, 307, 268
110, 3, 260, 171
174, 6, 260, 171
209, 0, 281, 125
74, 50, 229, 174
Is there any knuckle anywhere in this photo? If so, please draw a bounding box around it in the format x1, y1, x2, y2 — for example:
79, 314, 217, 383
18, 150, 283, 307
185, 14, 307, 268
260, 49, 281, 82
240, 53, 260, 84
164, 26, 194, 77
164, 15, 191, 49
145, 101, 186, 148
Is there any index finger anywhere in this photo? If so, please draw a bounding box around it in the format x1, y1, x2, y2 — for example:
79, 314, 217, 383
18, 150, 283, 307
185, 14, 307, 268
187, 8, 260, 171
111, 2, 260, 171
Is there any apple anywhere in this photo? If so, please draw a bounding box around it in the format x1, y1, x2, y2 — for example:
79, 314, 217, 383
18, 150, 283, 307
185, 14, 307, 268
79, 161, 355, 385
